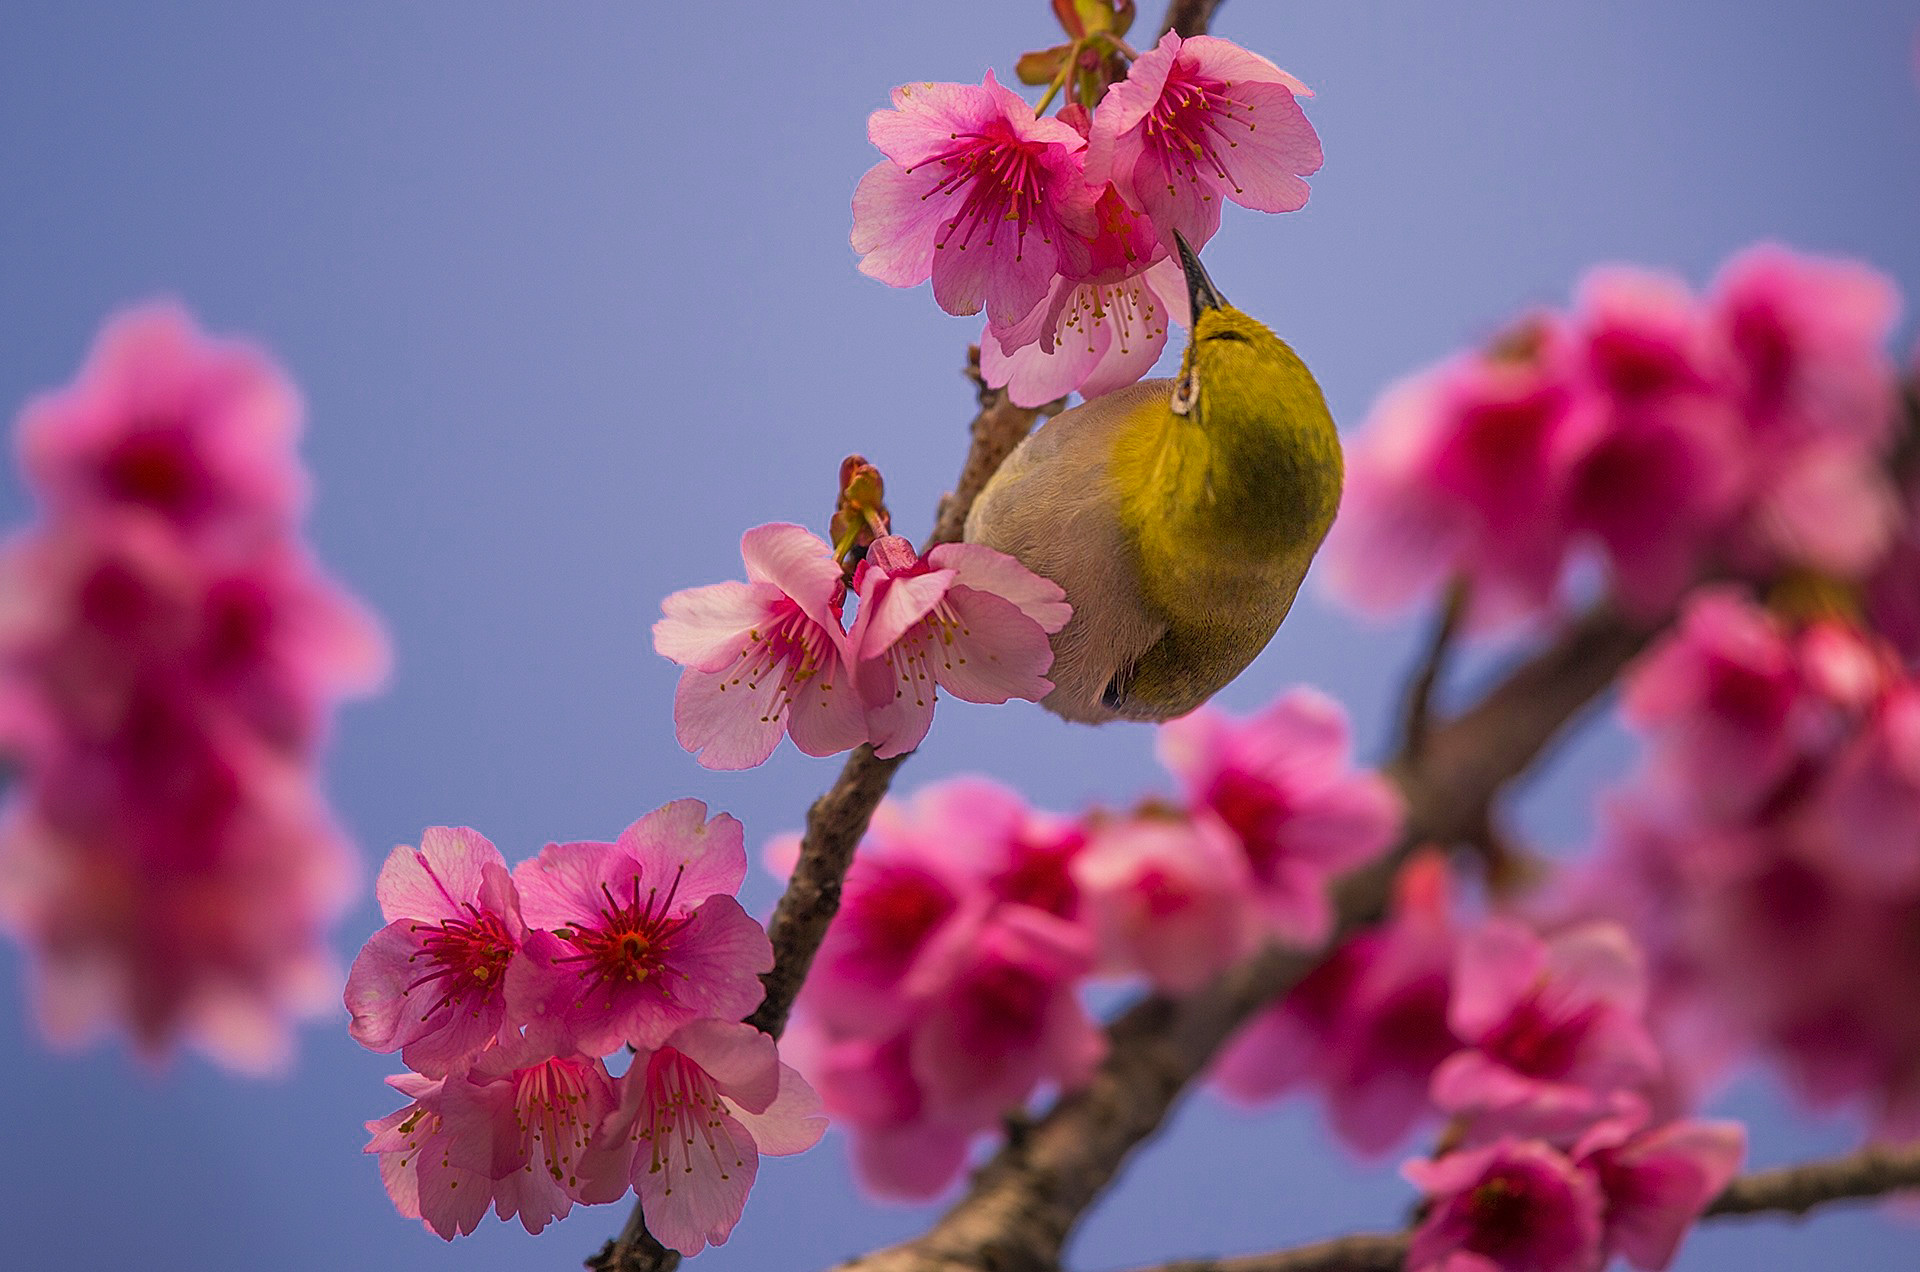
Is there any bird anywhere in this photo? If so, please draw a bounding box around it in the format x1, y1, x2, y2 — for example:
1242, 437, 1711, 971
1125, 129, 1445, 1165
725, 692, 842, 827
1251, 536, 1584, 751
964, 234, 1342, 724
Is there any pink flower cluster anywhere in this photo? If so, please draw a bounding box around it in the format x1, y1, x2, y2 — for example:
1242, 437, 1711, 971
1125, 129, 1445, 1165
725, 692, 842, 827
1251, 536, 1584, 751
654, 525, 1069, 770
851, 32, 1323, 405
1403, 917, 1744, 1272
0, 304, 387, 1071
781, 687, 1398, 1199
1327, 246, 1905, 629
349, 803, 825, 1253
1570, 587, 1920, 1141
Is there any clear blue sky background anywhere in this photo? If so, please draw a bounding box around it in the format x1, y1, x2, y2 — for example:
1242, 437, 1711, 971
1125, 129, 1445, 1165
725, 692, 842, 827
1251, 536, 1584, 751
3, 2, 1917, 1269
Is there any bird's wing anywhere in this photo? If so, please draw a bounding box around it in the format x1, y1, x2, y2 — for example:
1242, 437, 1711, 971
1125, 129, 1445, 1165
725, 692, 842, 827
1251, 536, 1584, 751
965, 381, 1173, 724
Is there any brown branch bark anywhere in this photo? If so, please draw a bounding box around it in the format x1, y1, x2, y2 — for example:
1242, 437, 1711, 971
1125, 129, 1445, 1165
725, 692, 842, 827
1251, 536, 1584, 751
585, 369, 1049, 1272
833, 604, 1656, 1272
1162, 0, 1229, 38
1111, 1141, 1920, 1272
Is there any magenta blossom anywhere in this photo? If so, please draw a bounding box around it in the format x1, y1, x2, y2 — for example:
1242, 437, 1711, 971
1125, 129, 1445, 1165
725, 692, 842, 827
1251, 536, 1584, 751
1433, 918, 1663, 1141
1217, 850, 1459, 1156
1086, 32, 1322, 251
345, 827, 526, 1076
852, 74, 1096, 327
1158, 688, 1402, 945
600, 1019, 826, 1255
1404, 1138, 1606, 1272
654, 523, 866, 770
1574, 1113, 1745, 1270
1072, 811, 1258, 992
848, 535, 1069, 759
510, 800, 771, 1054
368, 1029, 627, 1238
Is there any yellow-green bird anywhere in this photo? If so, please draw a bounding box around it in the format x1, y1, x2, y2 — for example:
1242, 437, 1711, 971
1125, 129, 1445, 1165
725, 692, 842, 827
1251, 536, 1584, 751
964, 236, 1342, 724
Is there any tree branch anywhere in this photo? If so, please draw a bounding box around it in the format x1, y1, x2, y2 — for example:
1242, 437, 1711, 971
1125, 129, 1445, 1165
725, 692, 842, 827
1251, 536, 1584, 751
585, 369, 1048, 1272
1397, 577, 1468, 757
1161, 0, 1229, 38
833, 603, 1656, 1272
1108, 1141, 1920, 1272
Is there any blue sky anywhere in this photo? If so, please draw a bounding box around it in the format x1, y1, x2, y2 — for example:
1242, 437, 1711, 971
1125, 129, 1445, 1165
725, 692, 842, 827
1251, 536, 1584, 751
2, 3, 1917, 1268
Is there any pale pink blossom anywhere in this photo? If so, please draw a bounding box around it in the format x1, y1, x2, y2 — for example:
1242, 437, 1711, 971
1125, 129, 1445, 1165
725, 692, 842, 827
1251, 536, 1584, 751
1072, 811, 1259, 992
509, 801, 772, 1054
1217, 850, 1459, 1156
1157, 688, 1402, 945
654, 523, 865, 770
848, 536, 1069, 758
345, 826, 526, 1076
369, 1029, 628, 1237
1085, 32, 1321, 251
600, 1019, 826, 1255
1574, 1113, 1745, 1270
1812, 683, 1920, 890
1432, 918, 1662, 1141
1404, 1139, 1606, 1272
852, 74, 1096, 327
980, 256, 1188, 407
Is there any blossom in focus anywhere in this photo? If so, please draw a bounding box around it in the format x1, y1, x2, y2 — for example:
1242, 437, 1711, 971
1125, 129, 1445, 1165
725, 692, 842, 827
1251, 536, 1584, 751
1404, 1138, 1605, 1272
980, 255, 1187, 408
1072, 810, 1258, 992
509, 800, 772, 1054
368, 1028, 627, 1238
653, 523, 865, 770
0, 303, 387, 1071
1431, 918, 1662, 1141
1573, 1112, 1745, 1270
345, 826, 526, 1076
1216, 850, 1459, 1156
1085, 32, 1322, 252
1157, 688, 1402, 945
852, 74, 1096, 327
848, 535, 1069, 759
599, 1019, 826, 1255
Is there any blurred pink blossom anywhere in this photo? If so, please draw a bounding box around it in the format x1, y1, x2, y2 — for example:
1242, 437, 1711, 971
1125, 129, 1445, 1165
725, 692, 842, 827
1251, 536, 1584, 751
1072, 811, 1258, 992
1404, 1138, 1605, 1272
1574, 1112, 1745, 1270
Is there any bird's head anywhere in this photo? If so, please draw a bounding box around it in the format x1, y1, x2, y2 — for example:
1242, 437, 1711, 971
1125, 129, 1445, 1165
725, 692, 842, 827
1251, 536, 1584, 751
1169, 232, 1293, 423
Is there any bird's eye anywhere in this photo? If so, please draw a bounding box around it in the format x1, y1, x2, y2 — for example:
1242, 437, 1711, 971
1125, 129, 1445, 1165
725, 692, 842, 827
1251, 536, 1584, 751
1207, 330, 1250, 343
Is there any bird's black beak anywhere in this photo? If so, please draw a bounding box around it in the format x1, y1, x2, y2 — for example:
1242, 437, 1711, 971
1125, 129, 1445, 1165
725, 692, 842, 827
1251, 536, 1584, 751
1174, 231, 1228, 316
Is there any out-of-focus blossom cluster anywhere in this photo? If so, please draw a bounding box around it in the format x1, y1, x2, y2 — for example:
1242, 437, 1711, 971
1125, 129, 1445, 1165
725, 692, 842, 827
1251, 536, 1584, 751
778, 688, 1399, 1199
850, 26, 1323, 406
1326, 246, 1906, 630
1392, 915, 1744, 1272
350, 802, 826, 1253
654, 524, 1069, 770
0, 304, 386, 1071
1566, 587, 1920, 1144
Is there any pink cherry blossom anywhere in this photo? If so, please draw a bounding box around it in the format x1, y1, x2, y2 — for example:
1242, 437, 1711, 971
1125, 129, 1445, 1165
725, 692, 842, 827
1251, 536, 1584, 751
16, 303, 306, 549
345, 827, 527, 1076
1157, 688, 1402, 945
0, 304, 386, 1071
1433, 918, 1663, 1142
600, 1019, 826, 1255
509, 800, 772, 1053
1217, 850, 1459, 1156
1574, 1113, 1745, 1270
1085, 32, 1322, 251
653, 523, 866, 770
1404, 1139, 1606, 1272
1322, 325, 1585, 630
848, 536, 1069, 759
980, 255, 1188, 407
851, 74, 1096, 327
369, 1029, 628, 1238
1071, 811, 1259, 992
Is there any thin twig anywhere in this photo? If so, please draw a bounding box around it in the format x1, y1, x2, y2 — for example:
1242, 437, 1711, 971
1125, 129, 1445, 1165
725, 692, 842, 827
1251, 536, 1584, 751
1398, 576, 1469, 757
585, 370, 1050, 1272
1110, 1140, 1920, 1272
1161, 0, 1229, 38
833, 603, 1656, 1272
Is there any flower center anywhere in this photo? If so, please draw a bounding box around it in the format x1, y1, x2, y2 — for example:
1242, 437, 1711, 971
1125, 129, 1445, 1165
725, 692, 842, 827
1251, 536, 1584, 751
406, 903, 516, 1018
554, 865, 691, 992
1481, 986, 1602, 1079
100, 425, 209, 521
514, 1058, 597, 1186
633, 1050, 745, 1193
1142, 67, 1253, 195
911, 123, 1051, 259
719, 605, 837, 726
